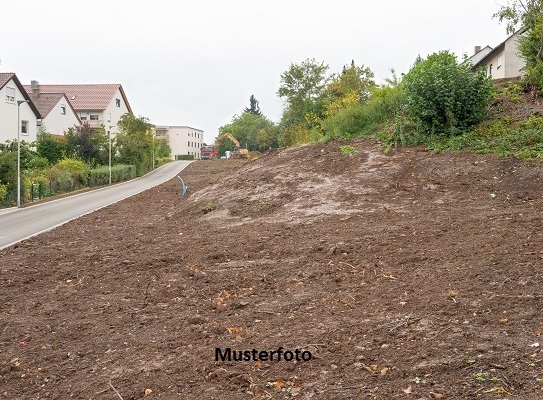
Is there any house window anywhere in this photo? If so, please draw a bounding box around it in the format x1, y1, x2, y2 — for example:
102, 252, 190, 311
188, 141, 190, 147
6, 87, 15, 103
90, 114, 99, 120
61, 105, 66, 115
497, 55, 503, 70
21, 121, 28, 135
489, 64, 493, 75
107, 113, 111, 122
116, 99, 120, 107
81, 116, 87, 120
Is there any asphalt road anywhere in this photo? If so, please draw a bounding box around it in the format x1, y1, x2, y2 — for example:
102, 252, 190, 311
0, 161, 192, 250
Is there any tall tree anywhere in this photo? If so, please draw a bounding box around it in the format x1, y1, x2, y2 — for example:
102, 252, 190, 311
277, 58, 329, 127
116, 114, 154, 176
243, 95, 262, 116
324, 60, 375, 116
65, 122, 107, 166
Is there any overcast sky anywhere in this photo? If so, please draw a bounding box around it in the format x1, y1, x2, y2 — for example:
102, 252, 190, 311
2, 0, 509, 143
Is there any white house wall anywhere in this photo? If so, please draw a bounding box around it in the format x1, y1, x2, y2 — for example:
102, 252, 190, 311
0, 79, 38, 144
41, 98, 80, 135
158, 126, 204, 159
104, 88, 130, 134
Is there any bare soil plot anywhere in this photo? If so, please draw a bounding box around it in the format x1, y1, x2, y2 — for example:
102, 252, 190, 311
1, 138, 543, 399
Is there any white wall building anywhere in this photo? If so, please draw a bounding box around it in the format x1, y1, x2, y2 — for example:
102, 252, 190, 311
0, 73, 41, 145
23, 82, 132, 136
472, 30, 526, 79
26, 87, 81, 136
155, 125, 204, 159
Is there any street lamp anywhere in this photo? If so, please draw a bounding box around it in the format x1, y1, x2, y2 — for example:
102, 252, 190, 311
108, 126, 115, 185
16, 100, 29, 208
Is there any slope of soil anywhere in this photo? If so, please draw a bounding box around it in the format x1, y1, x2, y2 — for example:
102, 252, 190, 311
1, 138, 543, 399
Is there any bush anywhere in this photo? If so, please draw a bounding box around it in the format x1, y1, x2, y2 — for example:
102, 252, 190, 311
176, 155, 195, 160
403, 51, 494, 137
46, 158, 89, 192
320, 85, 406, 140
88, 164, 136, 186
155, 157, 171, 167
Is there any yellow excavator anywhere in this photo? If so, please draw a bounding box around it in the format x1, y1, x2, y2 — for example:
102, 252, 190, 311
217, 132, 249, 158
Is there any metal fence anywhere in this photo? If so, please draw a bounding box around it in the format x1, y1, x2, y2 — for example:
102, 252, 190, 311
2, 181, 86, 209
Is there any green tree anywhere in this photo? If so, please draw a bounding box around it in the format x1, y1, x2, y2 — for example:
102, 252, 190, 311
278, 58, 329, 127
403, 51, 493, 136
0, 140, 36, 188
37, 132, 65, 165
116, 114, 154, 176
324, 60, 375, 117
243, 95, 262, 116
218, 112, 278, 154
65, 122, 107, 166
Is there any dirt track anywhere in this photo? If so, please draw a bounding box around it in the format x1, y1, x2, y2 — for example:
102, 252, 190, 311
1, 138, 543, 399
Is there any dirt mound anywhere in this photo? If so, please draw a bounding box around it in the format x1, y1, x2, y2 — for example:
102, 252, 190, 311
1, 139, 543, 399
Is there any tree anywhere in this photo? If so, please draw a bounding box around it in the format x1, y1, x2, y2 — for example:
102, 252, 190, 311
37, 132, 65, 165
278, 58, 329, 127
218, 112, 278, 154
403, 51, 493, 136
324, 60, 375, 117
243, 95, 262, 116
65, 122, 107, 166
116, 114, 154, 176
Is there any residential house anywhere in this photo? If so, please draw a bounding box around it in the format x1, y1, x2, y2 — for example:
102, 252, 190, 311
26, 81, 81, 136
154, 125, 204, 159
464, 45, 493, 66
24, 82, 132, 137
471, 30, 526, 79
0, 73, 41, 144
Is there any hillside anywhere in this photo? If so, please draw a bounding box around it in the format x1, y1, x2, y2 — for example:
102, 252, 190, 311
1, 139, 543, 399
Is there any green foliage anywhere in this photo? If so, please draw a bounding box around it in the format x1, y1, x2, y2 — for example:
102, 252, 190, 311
320, 84, 406, 140
278, 59, 329, 130
218, 112, 278, 153
37, 132, 65, 164
176, 154, 195, 160
45, 158, 89, 192
494, 1, 543, 92
116, 114, 154, 176
154, 138, 171, 159
0, 151, 17, 187
339, 145, 358, 155
155, 157, 171, 167
88, 164, 136, 186
403, 51, 494, 136
65, 123, 108, 166
324, 60, 376, 116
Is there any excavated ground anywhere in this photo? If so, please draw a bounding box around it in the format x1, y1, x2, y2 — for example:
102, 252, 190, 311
1, 138, 543, 399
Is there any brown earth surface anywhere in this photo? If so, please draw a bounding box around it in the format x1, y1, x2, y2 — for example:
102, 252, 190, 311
1, 138, 543, 399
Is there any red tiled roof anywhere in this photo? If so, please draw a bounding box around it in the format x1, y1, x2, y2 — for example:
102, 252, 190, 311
26, 92, 82, 123
0, 73, 16, 90
23, 84, 132, 113
0, 73, 42, 118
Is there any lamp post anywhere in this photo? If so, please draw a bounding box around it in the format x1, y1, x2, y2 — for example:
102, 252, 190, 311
16, 100, 29, 208
108, 126, 115, 185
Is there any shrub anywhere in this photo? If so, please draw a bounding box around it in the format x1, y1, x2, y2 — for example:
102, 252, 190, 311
155, 157, 171, 167
88, 164, 136, 186
321, 84, 406, 140
403, 51, 494, 136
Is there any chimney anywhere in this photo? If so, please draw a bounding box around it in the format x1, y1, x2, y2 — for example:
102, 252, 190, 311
474, 46, 481, 55
31, 80, 39, 95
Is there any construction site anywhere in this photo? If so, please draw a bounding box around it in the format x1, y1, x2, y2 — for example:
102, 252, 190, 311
1, 138, 543, 399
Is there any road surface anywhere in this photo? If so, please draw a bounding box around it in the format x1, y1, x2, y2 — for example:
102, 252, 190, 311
0, 161, 192, 250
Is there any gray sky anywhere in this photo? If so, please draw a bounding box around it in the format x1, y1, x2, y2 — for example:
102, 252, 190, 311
2, 0, 508, 144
